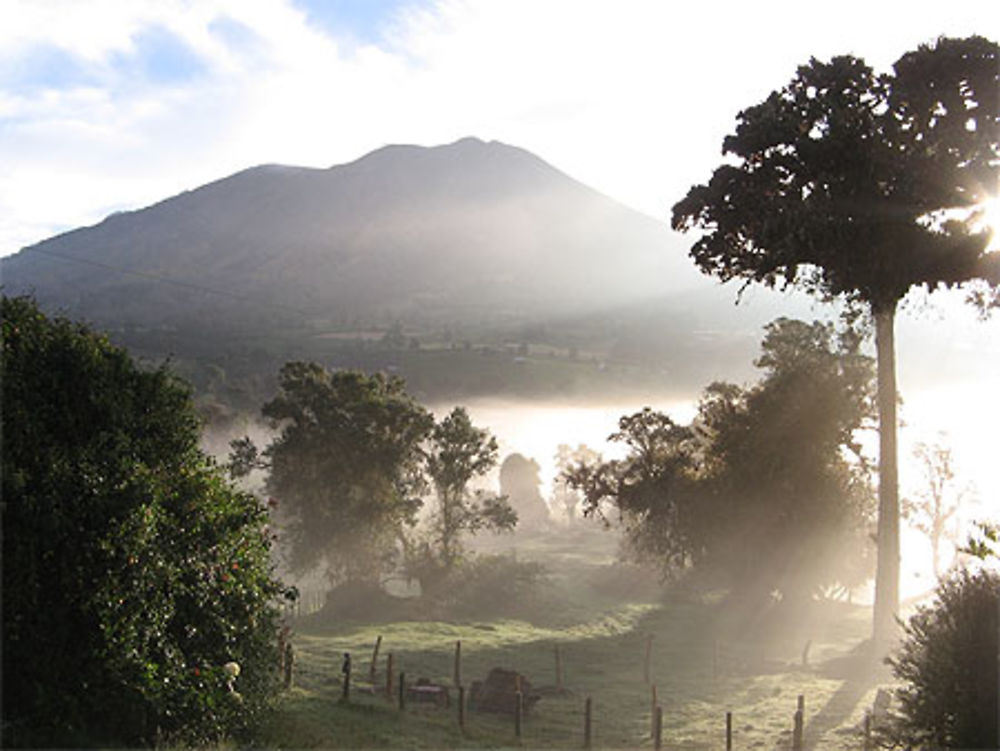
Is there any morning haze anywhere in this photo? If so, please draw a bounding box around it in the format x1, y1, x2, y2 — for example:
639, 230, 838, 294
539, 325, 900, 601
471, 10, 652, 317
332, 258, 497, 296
4, 28, 999, 750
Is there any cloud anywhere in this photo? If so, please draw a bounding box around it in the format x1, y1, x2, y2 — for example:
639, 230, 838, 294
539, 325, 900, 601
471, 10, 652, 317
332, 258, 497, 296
1, 0, 998, 255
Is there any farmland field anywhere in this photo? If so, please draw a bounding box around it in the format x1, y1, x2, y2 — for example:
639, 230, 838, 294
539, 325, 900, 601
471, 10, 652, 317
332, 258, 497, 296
261, 527, 898, 749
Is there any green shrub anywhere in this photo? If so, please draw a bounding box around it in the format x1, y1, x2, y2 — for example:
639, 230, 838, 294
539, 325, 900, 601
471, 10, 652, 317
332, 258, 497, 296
1, 296, 286, 747
887, 567, 999, 748
435, 554, 549, 618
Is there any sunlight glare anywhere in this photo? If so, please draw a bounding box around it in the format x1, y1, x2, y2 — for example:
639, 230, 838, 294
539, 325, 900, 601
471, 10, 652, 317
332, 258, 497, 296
976, 195, 1000, 252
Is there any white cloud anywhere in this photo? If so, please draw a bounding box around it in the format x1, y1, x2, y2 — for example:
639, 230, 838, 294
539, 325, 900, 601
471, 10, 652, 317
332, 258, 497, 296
1, 0, 998, 255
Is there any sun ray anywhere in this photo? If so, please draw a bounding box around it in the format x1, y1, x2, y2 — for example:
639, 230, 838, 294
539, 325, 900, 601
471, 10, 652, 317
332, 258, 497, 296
973, 195, 1000, 252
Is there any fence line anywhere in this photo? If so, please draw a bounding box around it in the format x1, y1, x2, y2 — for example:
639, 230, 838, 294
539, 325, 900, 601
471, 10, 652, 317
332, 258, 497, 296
309, 636, 879, 749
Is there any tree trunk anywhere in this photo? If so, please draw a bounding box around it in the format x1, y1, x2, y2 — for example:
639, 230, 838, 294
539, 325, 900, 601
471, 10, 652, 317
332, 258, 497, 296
872, 302, 900, 646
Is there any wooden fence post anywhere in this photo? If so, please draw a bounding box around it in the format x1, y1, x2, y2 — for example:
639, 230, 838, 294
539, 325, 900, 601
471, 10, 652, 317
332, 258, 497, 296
514, 690, 523, 738
726, 710, 732, 751
644, 633, 654, 684
863, 711, 871, 751
370, 635, 382, 682
654, 705, 662, 750
650, 684, 657, 738
794, 693, 805, 750
283, 643, 294, 689
454, 640, 462, 687
386, 653, 394, 699
458, 685, 465, 730
584, 696, 592, 749
341, 653, 351, 702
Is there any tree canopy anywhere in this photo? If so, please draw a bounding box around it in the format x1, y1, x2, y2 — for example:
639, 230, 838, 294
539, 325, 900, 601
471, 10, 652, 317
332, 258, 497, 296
671, 35, 999, 640
424, 407, 516, 570
567, 318, 876, 603
253, 364, 519, 588
672, 36, 999, 309
260, 363, 434, 583
2, 296, 284, 747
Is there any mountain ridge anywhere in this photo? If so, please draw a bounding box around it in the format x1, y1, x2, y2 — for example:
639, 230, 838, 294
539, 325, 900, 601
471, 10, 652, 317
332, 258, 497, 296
3, 137, 705, 331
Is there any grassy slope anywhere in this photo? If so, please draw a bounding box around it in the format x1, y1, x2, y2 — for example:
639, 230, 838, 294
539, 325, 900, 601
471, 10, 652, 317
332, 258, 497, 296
262, 529, 896, 750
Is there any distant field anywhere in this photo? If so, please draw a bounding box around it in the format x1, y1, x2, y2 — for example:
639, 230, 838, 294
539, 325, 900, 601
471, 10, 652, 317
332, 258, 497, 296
314, 331, 387, 341
262, 529, 897, 749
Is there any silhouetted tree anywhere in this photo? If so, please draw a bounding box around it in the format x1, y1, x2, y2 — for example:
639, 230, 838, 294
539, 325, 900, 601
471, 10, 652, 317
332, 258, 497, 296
672, 36, 999, 640
500, 453, 551, 529
567, 318, 876, 604
425, 407, 516, 569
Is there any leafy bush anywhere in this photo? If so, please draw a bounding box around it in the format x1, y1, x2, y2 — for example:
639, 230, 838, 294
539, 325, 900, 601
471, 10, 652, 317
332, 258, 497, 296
435, 554, 550, 618
1, 296, 286, 747
886, 567, 998, 748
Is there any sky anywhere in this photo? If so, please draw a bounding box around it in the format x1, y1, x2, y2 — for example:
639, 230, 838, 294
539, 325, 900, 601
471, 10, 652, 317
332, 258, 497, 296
1, 0, 998, 258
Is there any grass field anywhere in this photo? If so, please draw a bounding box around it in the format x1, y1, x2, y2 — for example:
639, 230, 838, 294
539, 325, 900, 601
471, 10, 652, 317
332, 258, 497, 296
261, 529, 899, 749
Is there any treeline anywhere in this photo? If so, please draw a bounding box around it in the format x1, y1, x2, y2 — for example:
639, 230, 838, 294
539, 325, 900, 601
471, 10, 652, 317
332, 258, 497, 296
228, 363, 520, 594
567, 318, 876, 605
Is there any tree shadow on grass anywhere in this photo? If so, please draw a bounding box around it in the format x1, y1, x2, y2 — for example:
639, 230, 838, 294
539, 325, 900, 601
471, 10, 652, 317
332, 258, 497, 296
803, 640, 893, 750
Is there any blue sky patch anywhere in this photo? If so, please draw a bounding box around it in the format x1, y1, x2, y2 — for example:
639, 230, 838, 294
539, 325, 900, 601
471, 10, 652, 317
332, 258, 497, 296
110, 25, 207, 85
0, 43, 103, 93
299, 0, 423, 45
209, 15, 265, 59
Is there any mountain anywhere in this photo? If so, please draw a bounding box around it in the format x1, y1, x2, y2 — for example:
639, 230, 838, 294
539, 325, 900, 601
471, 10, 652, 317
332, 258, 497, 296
2, 137, 712, 330
3, 137, 823, 405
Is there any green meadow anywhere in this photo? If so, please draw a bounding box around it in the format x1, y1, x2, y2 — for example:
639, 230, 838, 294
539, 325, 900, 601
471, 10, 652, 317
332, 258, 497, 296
262, 528, 895, 749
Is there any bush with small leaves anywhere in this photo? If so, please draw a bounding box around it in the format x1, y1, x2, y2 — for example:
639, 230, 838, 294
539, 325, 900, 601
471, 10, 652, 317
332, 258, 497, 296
887, 567, 998, 748
2, 296, 286, 747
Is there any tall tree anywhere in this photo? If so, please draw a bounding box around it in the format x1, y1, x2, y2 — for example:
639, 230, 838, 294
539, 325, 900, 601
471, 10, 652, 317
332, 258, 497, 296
260, 363, 434, 584
424, 407, 516, 569
671, 36, 999, 641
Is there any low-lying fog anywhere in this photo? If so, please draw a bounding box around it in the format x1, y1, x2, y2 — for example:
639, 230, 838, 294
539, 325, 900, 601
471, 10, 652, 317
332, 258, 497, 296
443, 378, 999, 605
203, 300, 1000, 607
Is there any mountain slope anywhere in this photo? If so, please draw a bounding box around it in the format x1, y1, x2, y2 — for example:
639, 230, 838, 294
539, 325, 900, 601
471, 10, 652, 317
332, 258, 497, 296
2, 137, 704, 330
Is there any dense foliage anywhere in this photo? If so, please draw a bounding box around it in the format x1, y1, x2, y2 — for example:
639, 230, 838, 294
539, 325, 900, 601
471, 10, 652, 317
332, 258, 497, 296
886, 568, 999, 748
259, 363, 434, 583
424, 407, 516, 570
567, 318, 875, 602
671, 36, 999, 308
1, 296, 285, 747
671, 35, 999, 638
254, 364, 517, 590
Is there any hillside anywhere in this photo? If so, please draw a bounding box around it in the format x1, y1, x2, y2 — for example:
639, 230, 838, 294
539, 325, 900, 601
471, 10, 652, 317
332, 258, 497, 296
2, 137, 708, 328
0, 137, 813, 406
